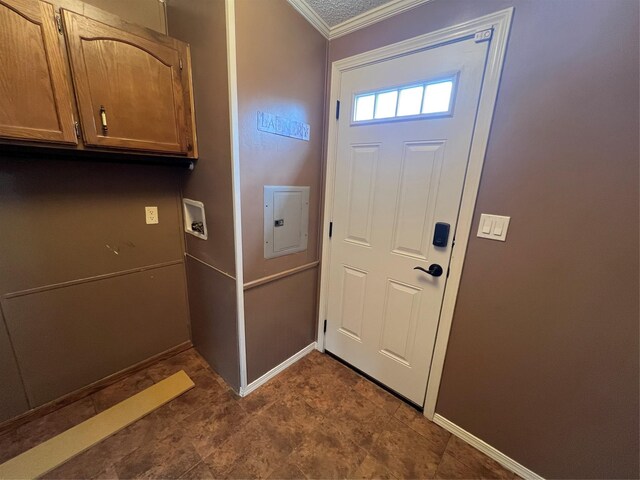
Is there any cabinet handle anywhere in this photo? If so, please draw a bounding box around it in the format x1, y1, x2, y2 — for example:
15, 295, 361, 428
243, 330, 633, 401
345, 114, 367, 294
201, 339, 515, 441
99, 105, 108, 134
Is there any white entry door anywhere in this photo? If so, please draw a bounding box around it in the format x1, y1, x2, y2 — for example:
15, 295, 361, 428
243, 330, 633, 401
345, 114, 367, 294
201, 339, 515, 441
325, 37, 489, 405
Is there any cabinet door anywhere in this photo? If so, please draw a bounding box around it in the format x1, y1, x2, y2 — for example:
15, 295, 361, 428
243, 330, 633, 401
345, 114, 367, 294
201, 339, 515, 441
0, 0, 77, 144
62, 10, 188, 155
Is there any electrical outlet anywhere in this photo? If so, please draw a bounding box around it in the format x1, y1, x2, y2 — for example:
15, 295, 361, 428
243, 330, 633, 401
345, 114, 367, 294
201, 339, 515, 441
145, 206, 158, 224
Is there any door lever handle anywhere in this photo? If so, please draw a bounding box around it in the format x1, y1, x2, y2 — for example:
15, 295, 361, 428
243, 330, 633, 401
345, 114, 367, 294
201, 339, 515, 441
414, 264, 443, 277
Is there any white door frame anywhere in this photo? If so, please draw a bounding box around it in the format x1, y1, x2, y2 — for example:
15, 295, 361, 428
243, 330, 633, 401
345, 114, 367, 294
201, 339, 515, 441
317, 8, 514, 419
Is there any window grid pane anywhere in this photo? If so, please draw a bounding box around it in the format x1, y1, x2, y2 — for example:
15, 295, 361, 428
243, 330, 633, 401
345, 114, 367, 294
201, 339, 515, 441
374, 90, 398, 119
397, 86, 424, 117
354, 94, 375, 121
422, 81, 453, 114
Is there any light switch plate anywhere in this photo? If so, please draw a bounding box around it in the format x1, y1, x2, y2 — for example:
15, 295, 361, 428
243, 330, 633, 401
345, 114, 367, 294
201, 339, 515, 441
145, 206, 158, 224
477, 214, 510, 241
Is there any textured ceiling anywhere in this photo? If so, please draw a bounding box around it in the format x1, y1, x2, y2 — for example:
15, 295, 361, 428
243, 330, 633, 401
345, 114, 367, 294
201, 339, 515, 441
305, 0, 392, 27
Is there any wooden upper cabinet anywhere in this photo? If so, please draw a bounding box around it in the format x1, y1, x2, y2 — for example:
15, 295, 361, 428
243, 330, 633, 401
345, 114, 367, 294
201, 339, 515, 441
62, 9, 192, 155
0, 0, 77, 144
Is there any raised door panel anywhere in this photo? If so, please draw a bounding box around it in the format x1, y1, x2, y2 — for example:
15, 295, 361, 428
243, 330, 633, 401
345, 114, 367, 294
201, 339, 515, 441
0, 0, 77, 144
378, 279, 421, 366
62, 9, 188, 155
345, 144, 379, 246
338, 266, 368, 341
391, 142, 444, 259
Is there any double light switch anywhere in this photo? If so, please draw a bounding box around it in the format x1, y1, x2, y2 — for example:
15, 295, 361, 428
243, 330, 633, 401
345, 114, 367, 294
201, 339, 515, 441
477, 214, 510, 241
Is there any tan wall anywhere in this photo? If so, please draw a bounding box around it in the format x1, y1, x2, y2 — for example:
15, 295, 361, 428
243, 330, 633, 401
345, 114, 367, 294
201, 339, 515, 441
329, 0, 639, 478
0, 158, 190, 413
185, 256, 240, 389
235, 0, 326, 382
4, 263, 189, 406
167, 0, 236, 277
167, 0, 241, 390
0, 0, 189, 421
0, 308, 28, 422
244, 267, 318, 381
81, 0, 167, 33
0, 0, 190, 422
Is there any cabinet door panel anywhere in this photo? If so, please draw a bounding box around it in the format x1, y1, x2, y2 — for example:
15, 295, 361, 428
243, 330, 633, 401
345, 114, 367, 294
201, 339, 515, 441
0, 0, 77, 144
62, 10, 188, 154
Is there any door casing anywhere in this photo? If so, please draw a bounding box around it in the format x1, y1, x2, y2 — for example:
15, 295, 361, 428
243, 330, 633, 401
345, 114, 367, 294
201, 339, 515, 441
317, 8, 514, 419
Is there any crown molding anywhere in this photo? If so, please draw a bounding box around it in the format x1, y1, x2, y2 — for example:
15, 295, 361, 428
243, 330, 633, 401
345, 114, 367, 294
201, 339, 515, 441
330, 0, 433, 39
288, 0, 433, 40
287, 0, 331, 38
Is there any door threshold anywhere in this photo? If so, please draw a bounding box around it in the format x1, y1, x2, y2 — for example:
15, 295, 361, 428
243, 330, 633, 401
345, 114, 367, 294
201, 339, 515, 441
324, 349, 423, 413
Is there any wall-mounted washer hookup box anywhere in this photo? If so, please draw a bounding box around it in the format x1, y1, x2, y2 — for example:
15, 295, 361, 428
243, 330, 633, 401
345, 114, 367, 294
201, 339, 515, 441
183, 198, 208, 240
264, 186, 310, 259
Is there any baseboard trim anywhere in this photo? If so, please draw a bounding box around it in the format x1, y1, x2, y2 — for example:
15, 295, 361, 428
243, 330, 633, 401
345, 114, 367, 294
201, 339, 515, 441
241, 342, 317, 396
0, 341, 192, 435
432, 414, 544, 480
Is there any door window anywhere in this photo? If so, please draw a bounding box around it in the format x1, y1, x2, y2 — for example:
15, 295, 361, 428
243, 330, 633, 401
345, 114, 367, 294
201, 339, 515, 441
352, 76, 457, 124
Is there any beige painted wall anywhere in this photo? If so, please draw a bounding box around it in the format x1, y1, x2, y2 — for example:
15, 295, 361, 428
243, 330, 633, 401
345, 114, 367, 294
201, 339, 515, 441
0, 158, 190, 412
81, 0, 167, 33
329, 0, 639, 478
0, 0, 189, 423
169, 0, 326, 386
167, 0, 241, 390
4, 263, 189, 406
235, 0, 326, 382
236, 0, 326, 283
185, 256, 240, 389
0, 308, 28, 421
167, 0, 236, 277
244, 268, 318, 381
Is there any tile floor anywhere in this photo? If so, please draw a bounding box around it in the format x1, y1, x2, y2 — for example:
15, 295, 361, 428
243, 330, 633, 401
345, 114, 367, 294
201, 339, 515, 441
0, 349, 518, 479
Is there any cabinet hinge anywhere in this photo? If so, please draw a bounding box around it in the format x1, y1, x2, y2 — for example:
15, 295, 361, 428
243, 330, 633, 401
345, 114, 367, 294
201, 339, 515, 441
329, 221, 333, 238
74, 121, 81, 138
323, 319, 327, 333
179, 58, 183, 70
55, 13, 63, 34
336, 100, 340, 120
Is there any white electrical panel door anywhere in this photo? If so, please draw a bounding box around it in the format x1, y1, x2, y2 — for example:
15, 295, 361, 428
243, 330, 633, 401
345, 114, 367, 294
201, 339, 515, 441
264, 186, 310, 259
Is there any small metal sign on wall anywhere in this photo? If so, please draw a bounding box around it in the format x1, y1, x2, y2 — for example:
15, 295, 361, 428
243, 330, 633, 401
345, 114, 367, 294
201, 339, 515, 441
257, 111, 310, 142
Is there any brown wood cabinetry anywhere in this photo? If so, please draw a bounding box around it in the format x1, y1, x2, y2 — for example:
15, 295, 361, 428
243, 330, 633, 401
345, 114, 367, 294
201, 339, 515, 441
63, 10, 192, 155
0, 0, 197, 158
0, 0, 77, 145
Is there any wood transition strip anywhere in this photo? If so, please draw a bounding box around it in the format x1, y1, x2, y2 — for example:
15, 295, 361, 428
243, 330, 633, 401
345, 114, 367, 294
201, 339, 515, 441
0, 371, 195, 480
243, 261, 320, 290
0, 341, 192, 435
